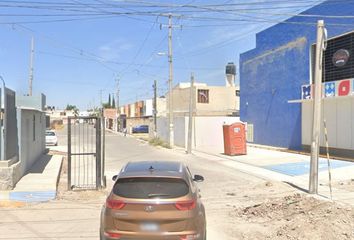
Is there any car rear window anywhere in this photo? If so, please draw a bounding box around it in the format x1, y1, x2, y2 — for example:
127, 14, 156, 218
113, 177, 189, 199
46, 132, 55, 136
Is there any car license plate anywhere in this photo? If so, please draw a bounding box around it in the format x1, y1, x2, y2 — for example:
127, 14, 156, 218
140, 222, 159, 232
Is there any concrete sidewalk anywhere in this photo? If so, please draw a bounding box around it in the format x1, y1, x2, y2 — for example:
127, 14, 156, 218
187, 146, 354, 206
0, 154, 63, 204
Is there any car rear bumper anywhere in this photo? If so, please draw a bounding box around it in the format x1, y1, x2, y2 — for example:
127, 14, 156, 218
102, 230, 202, 240
45, 141, 57, 145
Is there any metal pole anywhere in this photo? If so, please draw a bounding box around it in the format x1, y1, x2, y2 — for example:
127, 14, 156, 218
187, 73, 195, 154
96, 117, 101, 189
116, 77, 120, 131
29, 37, 34, 96
101, 109, 106, 188
0, 76, 6, 160
324, 119, 333, 199
309, 20, 325, 194
153, 80, 157, 133
168, 13, 174, 148
67, 117, 72, 190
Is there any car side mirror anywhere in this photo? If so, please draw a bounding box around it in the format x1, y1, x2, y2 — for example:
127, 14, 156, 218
112, 175, 118, 181
193, 174, 204, 182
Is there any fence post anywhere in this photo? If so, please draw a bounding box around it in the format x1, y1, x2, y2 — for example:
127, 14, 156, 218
67, 117, 72, 190
96, 117, 102, 189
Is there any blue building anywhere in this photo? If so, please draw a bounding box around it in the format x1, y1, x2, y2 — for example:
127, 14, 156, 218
240, 1, 354, 150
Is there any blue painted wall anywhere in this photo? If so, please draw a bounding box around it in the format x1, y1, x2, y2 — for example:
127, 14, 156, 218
240, 1, 354, 150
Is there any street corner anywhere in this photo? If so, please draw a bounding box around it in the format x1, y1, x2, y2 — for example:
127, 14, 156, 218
0, 191, 26, 207
0, 200, 26, 208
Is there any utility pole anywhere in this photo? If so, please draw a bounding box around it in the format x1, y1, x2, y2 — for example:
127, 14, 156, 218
99, 89, 103, 108
161, 13, 181, 148
116, 77, 120, 114
28, 37, 34, 96
167, 14, 174, 148
309, 20, 326, 194
187, 73, 195, 154
153, 80, 157, 133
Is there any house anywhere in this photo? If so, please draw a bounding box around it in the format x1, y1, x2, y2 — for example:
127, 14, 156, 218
0, 90, 46, 190
168, 82, 240, 117
117, 97, 167, 133
156, 74, 240, 152
239, 0, 354, 157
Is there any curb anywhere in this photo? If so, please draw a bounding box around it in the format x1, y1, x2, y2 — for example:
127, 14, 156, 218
0, 155, 63, 204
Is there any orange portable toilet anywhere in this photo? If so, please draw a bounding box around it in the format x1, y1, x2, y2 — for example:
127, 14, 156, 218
223, 122, 247, 156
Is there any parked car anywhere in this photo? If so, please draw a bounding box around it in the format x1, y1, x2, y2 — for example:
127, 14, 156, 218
45, 130, 58, 146
100, 161, 206, 240
132, 125, 149, 133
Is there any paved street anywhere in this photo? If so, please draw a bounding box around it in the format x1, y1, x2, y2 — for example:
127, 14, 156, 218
0, 127, 298, 239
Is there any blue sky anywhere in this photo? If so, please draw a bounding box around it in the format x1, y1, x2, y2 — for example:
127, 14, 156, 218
0, 0, 323, 109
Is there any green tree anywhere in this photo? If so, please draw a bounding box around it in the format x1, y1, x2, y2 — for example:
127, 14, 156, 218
66, 104, 78, 111
112, 96, 116, 108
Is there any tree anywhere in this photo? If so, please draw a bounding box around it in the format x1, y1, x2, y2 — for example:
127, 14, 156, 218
66, 104, 78, 111
108, 94, 111, 108
102, 103, 110, 109
112, 96, 116, 108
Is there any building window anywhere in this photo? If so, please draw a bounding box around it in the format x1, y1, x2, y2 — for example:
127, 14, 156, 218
33, 115, 36, 141
236, 90, 240, 97
197, 89, 209, 103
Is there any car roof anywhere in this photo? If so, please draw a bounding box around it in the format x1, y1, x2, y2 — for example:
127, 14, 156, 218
119, 161, 186, 179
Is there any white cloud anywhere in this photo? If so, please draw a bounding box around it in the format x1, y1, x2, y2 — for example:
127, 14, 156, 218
98, 39, 133, 61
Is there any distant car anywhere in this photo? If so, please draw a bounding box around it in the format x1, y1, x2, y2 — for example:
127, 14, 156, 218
132, 125, 149, 133
100, 161, 206, 240
45, 130, 58, 146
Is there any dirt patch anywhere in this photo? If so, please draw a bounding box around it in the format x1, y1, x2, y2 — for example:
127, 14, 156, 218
232, 193, 354, 239
331, 179, 354, 192
56, 156, 107, 202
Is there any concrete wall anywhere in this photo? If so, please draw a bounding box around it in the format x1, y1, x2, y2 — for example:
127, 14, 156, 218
156, 97, 167, 117
240, 1, 354, 150
0, 93, 46, 190
156, 116, 240, 152
17, 109, 46, 178
144, 99, 153, 117
302, 97, 354, 151
5, 88, 18, 160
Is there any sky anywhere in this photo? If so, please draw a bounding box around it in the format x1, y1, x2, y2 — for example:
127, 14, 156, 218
0, 0, 325, 110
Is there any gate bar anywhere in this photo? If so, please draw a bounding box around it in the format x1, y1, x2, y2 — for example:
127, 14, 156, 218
67, 117, 72, 190
96, 117, 102, 189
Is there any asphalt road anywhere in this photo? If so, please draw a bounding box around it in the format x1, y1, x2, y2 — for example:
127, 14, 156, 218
0, 127, 295, 240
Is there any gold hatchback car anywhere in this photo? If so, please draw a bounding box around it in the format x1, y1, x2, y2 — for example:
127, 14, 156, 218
100, 161, 206, 240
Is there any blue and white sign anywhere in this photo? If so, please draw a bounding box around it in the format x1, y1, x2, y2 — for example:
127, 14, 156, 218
301, 85, 312, 99
324, 81, 336, 97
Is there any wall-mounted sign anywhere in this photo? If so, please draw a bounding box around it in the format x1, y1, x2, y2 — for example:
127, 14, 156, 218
336, 79, 351, 96
332, 49, 350, 67
302, 79, 354, 99
301, 85, 312, 99
324, 81, 335, 97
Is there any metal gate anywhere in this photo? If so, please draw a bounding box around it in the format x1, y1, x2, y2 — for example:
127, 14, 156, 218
67, 116, 103, 190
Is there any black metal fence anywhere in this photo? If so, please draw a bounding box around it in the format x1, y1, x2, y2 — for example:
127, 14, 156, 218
67, 116, 103, 190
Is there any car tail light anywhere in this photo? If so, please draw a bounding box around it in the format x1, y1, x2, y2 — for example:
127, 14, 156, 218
104, 231, 121, 239
180, 234, 200, 240
175, 199, 196, 211
106, 199, 126, 210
